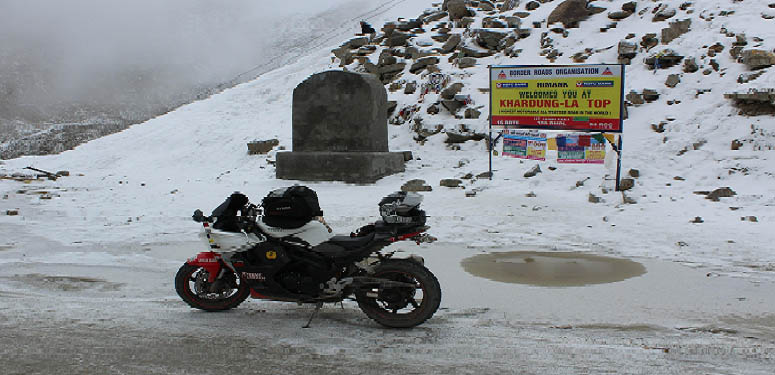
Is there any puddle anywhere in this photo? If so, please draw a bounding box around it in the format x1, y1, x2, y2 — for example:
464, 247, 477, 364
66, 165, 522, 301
461, 251, 646, 287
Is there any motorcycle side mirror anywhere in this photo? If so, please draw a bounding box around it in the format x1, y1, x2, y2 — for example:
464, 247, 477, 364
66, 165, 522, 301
192, 209, 205, 222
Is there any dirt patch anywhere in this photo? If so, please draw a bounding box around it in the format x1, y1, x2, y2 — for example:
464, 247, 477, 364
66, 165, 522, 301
461, 251, 646, 287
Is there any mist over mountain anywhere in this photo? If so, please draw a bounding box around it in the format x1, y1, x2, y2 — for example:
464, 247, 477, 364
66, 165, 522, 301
0, 0, 381, 158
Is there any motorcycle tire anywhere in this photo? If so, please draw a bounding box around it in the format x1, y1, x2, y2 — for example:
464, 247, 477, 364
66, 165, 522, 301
356, 259, 441, 328
175, 264, 250, 311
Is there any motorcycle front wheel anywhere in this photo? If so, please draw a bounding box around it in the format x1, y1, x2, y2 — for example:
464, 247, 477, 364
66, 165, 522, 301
356, 259, 442, 328
175, 264, 249, 311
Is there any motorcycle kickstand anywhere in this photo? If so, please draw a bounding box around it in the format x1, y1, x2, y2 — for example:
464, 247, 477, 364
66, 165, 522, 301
302, 302, 323, 329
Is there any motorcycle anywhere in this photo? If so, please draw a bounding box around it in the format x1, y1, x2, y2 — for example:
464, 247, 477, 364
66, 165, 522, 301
174, 186, 440, 328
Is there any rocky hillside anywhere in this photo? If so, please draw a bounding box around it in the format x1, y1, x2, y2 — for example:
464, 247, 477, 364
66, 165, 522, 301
330, 0, 774, 148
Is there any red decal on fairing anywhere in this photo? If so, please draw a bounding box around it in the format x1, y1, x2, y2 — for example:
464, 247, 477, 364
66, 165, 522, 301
186, 251, 222, 282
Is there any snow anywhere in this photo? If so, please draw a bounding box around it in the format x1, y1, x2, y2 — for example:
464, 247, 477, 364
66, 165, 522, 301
1, 0, 775, 372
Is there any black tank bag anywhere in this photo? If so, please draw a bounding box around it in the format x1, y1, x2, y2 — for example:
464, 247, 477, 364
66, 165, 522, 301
261, 186, 323, 229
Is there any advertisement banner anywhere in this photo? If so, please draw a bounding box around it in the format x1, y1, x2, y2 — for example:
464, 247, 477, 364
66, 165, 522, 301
503, 130, 546, 161
490, 64, 624, 133
556, 134, 606, 164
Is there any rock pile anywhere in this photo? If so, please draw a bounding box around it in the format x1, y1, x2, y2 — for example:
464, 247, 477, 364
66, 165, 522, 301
724, 89, 775, 116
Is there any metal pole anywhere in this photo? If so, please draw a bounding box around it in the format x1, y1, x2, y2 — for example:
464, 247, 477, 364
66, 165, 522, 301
488, 65, 493, 181
488, 121, 493, 180
615, 135, 623, 191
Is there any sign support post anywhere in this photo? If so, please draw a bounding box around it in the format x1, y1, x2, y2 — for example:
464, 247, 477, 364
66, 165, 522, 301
614, 135, 623, 191
488, 121, 493, 180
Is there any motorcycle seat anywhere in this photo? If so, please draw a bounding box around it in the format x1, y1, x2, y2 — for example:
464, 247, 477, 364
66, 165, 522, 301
327, 233, 375, 250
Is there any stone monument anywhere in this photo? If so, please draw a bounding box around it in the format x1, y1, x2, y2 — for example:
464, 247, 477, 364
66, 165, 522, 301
276, 71, 408, 183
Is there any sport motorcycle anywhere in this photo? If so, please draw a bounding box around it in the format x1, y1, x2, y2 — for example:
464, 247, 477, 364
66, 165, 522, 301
174, 186, 440, 328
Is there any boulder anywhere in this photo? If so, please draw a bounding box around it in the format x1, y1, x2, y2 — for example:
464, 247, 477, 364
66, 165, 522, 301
459, 41, 493, 58
386, 31, 411, 47
378, 63, 406, 75
642, 89, 660, 102
619, 178, 634, 191
345, 37, 370, 49
737, 70, 766, 84
653, 7, 676, 22
446, 0, 472, 21
378, 50, 398, 66
401, 179, 433, 192
547, 0, 594, 28
734, 34, 748, 46
683, 57, 699, 73
661, 19, 691, 44
355, 46, 377, 56
739, 49, 775, 69
617, 40, 637, 64
724, 89, 775, 116
622, 1, 637, 13
665, 74, 681, 88
441, 83, 464, 100
457, 56, 477, 68
640, 34, 659, 51
457, 17, 476, 28
332, 47, 354, 66
440, 179, 463, 187
608, 11, 632, 20
706, 187, 736, 202
626, 91, 644, 105
424, 11, 448, 23
645, 50, 684, 70
410, 56, 440, 74
441, 33, 462, 53
464, 107, 481, 119
482, 17, 508, 28
404, 81, 417, 94
524, 165, 541, 178
505, 16, 521, 28
431, 34, 452, 43
479, 0, 496, 11
397, 18, 423, 31
387, 101, 398, 115
499, 0, 519, 12
247, 139, 280, 154
445, 132, 486, 143
441, 100, 465, 114
475, 29, 509, 50
526, 1, 540, 11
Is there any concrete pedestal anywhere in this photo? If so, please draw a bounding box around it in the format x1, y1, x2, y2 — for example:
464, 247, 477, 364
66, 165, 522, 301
276, 151, 405, 183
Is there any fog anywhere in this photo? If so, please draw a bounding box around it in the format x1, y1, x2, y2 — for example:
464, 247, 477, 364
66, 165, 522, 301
0, 0, 384, 155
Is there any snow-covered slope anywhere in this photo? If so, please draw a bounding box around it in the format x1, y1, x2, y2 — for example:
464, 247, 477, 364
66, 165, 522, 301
1, 0, 774, 280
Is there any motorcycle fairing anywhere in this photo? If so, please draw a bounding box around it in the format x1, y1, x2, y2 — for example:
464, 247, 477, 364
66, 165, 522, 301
186, 251, 223, 283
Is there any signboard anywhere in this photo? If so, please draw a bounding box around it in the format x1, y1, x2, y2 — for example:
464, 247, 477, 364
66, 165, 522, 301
503, 130, 546, 161
490, 64, 624, 133
556, 133, 606, 164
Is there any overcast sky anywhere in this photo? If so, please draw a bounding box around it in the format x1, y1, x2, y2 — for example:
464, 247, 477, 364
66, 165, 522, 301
0, 0, 383, 122
0, 0, 365, 82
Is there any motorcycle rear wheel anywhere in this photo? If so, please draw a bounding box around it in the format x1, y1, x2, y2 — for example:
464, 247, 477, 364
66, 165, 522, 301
175, 264, 249, 311
356, 259, 441, 328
